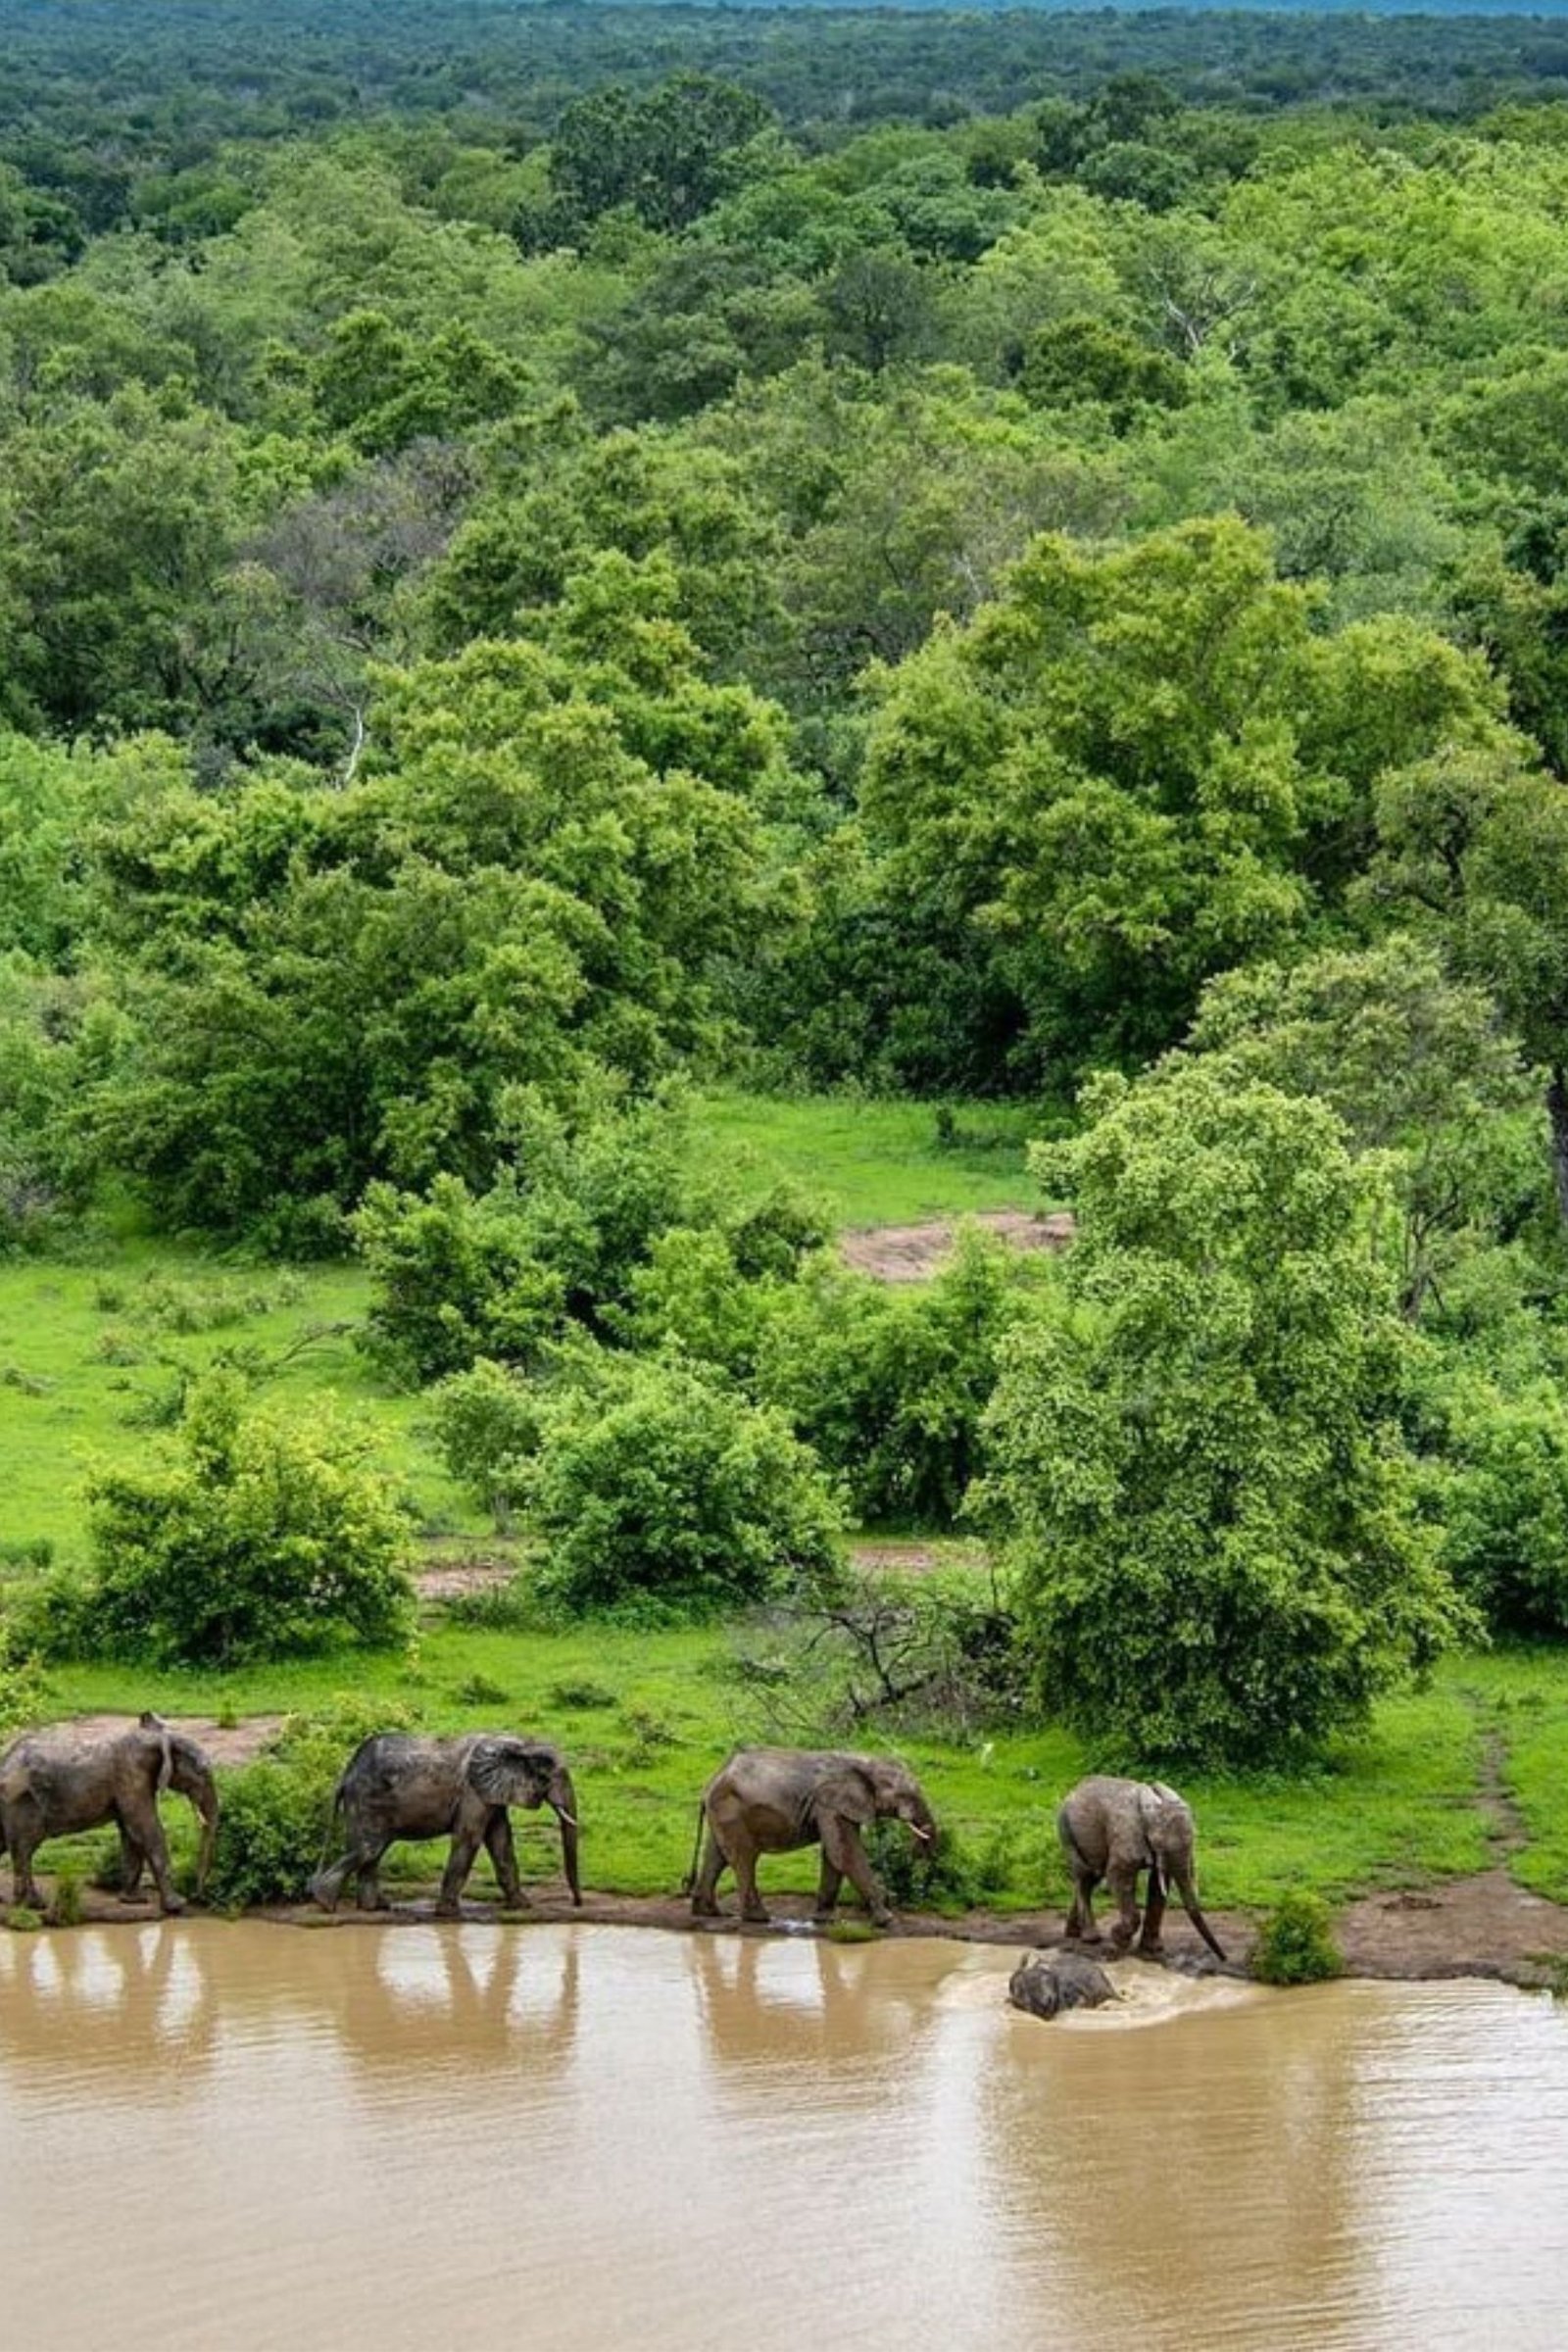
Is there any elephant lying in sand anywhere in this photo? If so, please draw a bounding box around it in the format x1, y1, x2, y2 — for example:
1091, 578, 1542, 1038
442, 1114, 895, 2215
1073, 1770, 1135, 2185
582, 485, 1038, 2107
0, 1714, 220, 1914
1057, 1775, 1227, 1962
690, 1747, 936, 1928
312, 1733, 582, 1917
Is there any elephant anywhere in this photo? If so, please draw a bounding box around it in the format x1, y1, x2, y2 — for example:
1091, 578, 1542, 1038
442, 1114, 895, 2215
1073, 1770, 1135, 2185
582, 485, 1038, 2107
1056, 1775, 1227, 1963
311, 1733, 582, 1918
1008, 1947, 1119, 2020
0, 1713, 220, 1915
689, 1746, 936, 1928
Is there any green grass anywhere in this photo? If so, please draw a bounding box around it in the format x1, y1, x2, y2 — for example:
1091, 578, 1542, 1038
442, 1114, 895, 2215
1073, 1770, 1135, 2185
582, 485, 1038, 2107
1442, 1646, 1568, 1899
26, 1629, 1550, 1917
690, 1091, 1045, 1225
0, 1090, 1048, 1562
0, 1242, 473, 1560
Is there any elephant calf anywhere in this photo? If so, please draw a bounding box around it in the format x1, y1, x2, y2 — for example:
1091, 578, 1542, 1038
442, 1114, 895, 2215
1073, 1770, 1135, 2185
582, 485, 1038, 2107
312, 1733, 582, 1918
0, 1713, 220, 1915
1057, 1775, 1227, 1962
690, 1746, 937, 1928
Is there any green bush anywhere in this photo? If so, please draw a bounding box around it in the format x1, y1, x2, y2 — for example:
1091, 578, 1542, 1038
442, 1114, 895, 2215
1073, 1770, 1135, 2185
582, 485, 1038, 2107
428, 1357, 544, 1527
206, 1696, 417, 1910
1250, 1890, 1344, 1985
0, 1625, 47, 1740
865, 1818, 978, 1913
1434, 1384, 1568, 1638
82, 1372, 416, 1667
758, 1229, 1031, 1528
526, 1353, 845, 1615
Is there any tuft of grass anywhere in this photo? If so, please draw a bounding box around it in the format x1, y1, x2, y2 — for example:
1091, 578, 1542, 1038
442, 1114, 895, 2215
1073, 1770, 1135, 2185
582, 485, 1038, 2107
548, 1678, 618, 1711
825, 1918, 881, 1943
6, 1906, 43, 1933
49, 1868, 84, 1929
452, 1673, 510, 1708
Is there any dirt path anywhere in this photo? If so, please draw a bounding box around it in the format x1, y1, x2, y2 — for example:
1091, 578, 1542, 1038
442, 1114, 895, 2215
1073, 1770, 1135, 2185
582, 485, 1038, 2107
841, 1209, 1074, 1283
65, 1711, 283, 1766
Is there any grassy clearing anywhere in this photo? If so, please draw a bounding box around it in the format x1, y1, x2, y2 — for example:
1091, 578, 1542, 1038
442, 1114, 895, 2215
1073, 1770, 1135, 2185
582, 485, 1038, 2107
28, 1629, 1541, 1917
0, 1090, 1044, 1563
689, 1092, 1043, 1224
0, 1243, 472, 1561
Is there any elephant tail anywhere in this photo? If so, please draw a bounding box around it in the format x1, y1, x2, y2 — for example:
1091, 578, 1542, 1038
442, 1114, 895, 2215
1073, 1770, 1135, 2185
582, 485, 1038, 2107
679, 1801, 708, 1898
1056, 1800, 1093, 1877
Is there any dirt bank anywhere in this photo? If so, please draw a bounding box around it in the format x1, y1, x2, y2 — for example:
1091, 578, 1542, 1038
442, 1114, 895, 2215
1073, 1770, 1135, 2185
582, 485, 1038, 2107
840, 1209, 1074, 1283
24, 1876, 1566, 1990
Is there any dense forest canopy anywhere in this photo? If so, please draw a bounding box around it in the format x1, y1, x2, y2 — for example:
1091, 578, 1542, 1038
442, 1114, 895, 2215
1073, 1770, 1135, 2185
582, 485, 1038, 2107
11, 0, 1568, 1762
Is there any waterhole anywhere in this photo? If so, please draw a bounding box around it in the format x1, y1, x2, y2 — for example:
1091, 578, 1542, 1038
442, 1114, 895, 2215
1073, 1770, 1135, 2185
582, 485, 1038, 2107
2, 1924, 1566, 2350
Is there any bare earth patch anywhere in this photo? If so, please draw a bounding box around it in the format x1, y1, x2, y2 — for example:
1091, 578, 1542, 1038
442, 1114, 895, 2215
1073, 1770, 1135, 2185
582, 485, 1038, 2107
415, 1555, 516, 1602
840, 1209, 1075, 1283
66, 1711, 282, 1766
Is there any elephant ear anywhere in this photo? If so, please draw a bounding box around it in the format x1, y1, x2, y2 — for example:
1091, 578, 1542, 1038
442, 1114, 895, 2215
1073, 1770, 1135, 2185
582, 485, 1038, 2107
466, 1738, 549, 1808
811, 1765, 877, 1827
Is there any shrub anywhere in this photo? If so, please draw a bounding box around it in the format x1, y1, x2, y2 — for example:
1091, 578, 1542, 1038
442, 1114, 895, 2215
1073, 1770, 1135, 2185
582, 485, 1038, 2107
427, 1357, 544, 1529
0, 1626, 48, 1740
865, 1818, 978, 1913
206, 1696, 417, 1910
1250, 1890, 1344, 1985
526, 1354, 845, 1615
83, 1372, 416, 1667
758, 1229, 1031, 1527
1433, 1384, 1568, 1638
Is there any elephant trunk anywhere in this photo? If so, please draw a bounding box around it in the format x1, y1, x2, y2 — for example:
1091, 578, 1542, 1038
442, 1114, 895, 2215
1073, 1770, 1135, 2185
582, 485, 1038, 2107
1175, 1868, 1227, 1963
190, 1777, 220, 1898
549, 1767, 582, 1907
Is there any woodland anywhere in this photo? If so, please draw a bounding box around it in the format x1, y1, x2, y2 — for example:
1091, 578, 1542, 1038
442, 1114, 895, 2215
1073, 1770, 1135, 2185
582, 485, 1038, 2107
6, 0, 1568, 1920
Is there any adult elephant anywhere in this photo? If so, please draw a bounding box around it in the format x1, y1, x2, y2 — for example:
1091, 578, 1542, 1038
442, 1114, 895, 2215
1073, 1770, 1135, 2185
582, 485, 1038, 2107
1057, 1775, 1227, 1962
690, 1747, 937, 1928
0, 1713, 220, 1915
311, 1733, 582, 1918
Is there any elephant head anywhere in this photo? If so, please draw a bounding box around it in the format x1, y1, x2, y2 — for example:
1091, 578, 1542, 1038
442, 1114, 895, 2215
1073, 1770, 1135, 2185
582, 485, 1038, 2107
466, 1738, 582, 1906
1137, 1782, 1226, 1962
815, 1756, 936, 1850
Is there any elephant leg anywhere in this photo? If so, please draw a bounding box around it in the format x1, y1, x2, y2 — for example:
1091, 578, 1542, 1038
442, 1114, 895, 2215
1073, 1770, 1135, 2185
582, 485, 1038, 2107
1065, 1868, 1102, 1941
1138, 1870, 1168, 1958
437, 1828, 482, 1918
117, 1824, 146, 1899
731, 1835, 769, 1925
822, 1819, 891, 1928
812, 1852, 845, 1921
8, 1816, 44, 1911
355, 1849, 391, 1912
483, 1810, 526, 1908
1105, 1861, 1141, 1952
121, 1801, 182, 1915
690, 1829, 727, 1919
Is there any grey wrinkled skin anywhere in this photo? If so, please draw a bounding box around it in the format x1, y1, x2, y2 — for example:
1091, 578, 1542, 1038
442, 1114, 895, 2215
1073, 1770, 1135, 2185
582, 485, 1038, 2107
1008, 1948, 1118, 2020
1057, 1775, 1228, 1963
0, 1714, 220, 1915
311, 1733, 581, 1918
689, 1746, 937, 1929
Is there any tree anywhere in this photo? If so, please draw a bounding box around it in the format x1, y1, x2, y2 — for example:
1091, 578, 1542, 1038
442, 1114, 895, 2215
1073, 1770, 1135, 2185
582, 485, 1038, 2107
1180, 940, 1533, 1318
978, 1064, 1471, 1764
858, 518, 1503, 1088
549, 75, 772, 235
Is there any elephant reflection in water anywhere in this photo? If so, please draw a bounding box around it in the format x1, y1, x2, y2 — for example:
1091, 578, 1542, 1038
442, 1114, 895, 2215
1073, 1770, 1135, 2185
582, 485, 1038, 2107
0, 1924, 219, 2087
325, 1932, 582, 2080
692, 1932, 939, 2078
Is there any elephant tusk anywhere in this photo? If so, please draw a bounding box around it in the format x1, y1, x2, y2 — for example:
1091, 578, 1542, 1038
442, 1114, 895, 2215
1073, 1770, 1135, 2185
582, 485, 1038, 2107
554, 1808, 579, 1831
909, 1824, 932, 1842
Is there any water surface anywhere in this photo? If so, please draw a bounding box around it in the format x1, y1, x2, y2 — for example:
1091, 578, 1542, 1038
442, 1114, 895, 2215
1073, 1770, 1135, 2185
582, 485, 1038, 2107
2, 1923, 1565, 2350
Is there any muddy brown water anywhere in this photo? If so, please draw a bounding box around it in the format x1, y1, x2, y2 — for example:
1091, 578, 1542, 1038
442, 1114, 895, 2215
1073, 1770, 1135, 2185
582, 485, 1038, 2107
2, 1926, 1567, 2351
